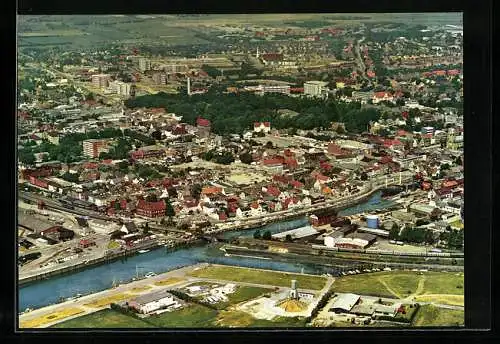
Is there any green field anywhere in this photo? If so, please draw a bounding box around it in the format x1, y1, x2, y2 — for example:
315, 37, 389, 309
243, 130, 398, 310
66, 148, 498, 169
332, 271, 464, 301
52, 309, 153, 328
188, 265, 327, 291
413, 305, 464, 327
215, 286, 271, 310
147, 304, 218, 328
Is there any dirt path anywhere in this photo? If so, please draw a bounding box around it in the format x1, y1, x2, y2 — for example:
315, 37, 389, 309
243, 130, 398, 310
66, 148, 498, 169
377, 277, 401, 299
408, 275, 427, 301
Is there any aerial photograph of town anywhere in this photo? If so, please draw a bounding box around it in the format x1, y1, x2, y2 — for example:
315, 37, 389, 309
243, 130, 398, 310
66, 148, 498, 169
16, 13, 464, 329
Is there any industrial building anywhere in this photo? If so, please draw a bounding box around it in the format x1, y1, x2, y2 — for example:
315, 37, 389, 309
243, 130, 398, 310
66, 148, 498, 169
330, 293, 360, 313
272, 225, 319, 241
128, 289, 182, 314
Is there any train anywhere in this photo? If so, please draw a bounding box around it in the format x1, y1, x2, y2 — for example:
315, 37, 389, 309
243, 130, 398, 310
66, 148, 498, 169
59, 197, 98, 211
18, 252, 42, 265
311, 244, 464, 258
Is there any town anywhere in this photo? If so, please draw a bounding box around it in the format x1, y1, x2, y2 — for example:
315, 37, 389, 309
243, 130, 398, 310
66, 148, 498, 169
17, 13, 463, 329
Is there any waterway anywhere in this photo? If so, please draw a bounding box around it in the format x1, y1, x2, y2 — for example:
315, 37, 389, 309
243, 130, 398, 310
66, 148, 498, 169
19, 191, 395, 311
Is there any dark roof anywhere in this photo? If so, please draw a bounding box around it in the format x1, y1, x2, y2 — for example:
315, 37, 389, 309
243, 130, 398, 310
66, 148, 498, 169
123, 222, 138, 233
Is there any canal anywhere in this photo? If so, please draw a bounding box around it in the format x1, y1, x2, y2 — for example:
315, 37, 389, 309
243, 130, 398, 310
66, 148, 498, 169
19, 191, 395, 311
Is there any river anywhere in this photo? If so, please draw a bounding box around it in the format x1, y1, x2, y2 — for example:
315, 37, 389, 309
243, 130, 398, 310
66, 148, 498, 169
19, 191, 395, 311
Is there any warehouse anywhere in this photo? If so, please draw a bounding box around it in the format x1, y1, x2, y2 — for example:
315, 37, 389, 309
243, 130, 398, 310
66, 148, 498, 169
330, 293, 360, 313
128, 289, 181, 315
272, 225, 319, 241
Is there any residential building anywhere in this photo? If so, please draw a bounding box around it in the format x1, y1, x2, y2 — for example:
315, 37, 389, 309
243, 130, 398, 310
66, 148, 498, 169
254, 122, 271, 133
139, 58, 151, 72
91, 74, 111, 88
136, 199, 166, 218
82, 139, 110, 158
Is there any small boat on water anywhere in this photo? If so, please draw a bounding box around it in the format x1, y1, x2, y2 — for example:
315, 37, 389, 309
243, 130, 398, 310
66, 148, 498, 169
145, 272, 156, 278
138, 249, 150, 254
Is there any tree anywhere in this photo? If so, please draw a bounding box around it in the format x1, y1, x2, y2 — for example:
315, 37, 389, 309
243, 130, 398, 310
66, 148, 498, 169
285, 234, 293, 242
239, 152, 253, 164
253, 230, 262, 239
360, 172, 368, 181
117, 160, 129, 172
190, 184, 202, 200
389, 223, 400, 240
151, 130, 163, 141
165, 198, 176, 222
143, 222, 150, 234
262, 230, 272, 240
18, 150, 36, 165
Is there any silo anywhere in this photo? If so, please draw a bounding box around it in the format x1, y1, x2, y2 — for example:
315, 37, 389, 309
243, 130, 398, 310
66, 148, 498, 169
366, 215, 379, 229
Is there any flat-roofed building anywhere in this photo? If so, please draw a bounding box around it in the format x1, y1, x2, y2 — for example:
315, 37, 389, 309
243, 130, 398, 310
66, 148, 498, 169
304, 81, 329, 98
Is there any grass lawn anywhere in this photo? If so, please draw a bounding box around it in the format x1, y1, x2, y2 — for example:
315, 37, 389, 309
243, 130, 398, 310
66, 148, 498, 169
412, 305, 464, 327
188, 265, 327, 291
332, 271, 464, 301
52, 309, 153, 328
215, 286, 271, 310
21, 307, 85, 328
147, 304, 218, 328
153, 277, 184, 287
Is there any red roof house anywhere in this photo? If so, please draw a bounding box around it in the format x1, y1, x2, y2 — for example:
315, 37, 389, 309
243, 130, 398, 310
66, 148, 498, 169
196, 117, 211, 127
136, 199, 166, 218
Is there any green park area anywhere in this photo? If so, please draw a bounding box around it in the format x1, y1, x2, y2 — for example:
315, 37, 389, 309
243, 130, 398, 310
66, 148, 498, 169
332, 271, 464, 304
413, 305, 464, 327
188, 265, 327, 291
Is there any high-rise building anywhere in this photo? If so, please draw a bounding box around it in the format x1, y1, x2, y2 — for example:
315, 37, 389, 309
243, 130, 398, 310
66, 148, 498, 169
82, 139, 110, 158
110, 81, 132, 97
139, 58, 151, 72
304, 81, 329, 98
91, 74, 111, 88
152, 72, 168, 85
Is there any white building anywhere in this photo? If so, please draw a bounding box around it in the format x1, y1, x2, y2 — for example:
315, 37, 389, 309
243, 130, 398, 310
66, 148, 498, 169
139, 58, 151, 72
304, 81, 329, 98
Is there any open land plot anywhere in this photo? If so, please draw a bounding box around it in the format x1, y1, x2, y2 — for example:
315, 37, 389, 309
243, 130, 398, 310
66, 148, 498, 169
82, 292, 132, 308
226, 172, 268, 185
154, 277, 184, 287
332, 271, 464, 303
52, 309, 153, 328
188, 265, 327, 291
20, 307, 85, 328
147, 304, 218, 328
413, 305, 464, 327
215, 310, 307, 328
212, 286, 272, 310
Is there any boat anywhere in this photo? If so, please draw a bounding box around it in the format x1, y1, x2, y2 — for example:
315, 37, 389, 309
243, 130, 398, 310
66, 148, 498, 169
145, 272, 156, 278
138, 249, 150, 254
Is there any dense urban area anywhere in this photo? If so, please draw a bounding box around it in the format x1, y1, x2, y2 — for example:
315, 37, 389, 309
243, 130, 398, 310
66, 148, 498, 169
17, 14, 464, 329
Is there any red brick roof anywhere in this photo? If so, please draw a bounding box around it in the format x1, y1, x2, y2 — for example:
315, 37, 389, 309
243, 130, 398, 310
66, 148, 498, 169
263, 158, 284, 166
290, 180, 304, 188
136, 199, 166, 212
266, 185, 281, 197
374, 91, 392, 99
196, 117, 211, 127
284, 158, 298, 167
273, 174, 290, 184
